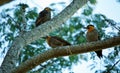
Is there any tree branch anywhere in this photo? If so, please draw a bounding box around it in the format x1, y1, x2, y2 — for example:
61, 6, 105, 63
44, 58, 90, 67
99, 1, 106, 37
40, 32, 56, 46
11, 36, 120, 73
0, 0, 88, 73
0, 0, 14, 6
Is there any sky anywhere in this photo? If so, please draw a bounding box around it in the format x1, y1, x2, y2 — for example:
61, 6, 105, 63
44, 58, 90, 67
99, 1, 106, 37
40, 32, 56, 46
94, 0, 120, 22
0, 0, 120, 73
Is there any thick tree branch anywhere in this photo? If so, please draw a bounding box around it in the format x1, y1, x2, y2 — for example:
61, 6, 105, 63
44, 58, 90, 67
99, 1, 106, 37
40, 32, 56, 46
0, 0, 88, 73
0, 0, 14, 6
11, 36, 120, 73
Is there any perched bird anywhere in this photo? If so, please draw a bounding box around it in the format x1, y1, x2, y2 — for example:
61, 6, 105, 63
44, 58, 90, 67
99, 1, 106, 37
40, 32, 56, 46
42, 36, 71, 48
35, 7, 53, 27
86, 25, 103, 59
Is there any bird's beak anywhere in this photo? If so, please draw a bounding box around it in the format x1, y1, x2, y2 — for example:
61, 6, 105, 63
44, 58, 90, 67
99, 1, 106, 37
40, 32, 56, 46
50, 9, 54, 11
41, 36, 47, 39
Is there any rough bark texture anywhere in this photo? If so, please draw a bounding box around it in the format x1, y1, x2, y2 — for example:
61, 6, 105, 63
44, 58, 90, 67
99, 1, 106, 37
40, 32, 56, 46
0, 0, 14, 6
11, 36, 120, 73
0, 0, 88, 73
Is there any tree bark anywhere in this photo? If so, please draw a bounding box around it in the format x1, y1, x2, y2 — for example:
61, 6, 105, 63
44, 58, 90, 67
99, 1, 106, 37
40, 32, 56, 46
0, 0, 14, 6
11, 36, 120, 73
0, 0, 88, 73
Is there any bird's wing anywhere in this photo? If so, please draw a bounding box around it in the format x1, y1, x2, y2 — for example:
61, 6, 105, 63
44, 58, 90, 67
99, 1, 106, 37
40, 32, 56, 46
94, 29, 100, 40
35, 17, 43, 25
39, 10, 47, 17
35, 10, 48, 26
52, 36, 71, 45
86, 29, 99, 42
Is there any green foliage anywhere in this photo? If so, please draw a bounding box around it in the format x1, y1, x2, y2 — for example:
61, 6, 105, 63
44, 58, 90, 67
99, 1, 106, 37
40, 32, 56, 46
0, 0, 120, 73
82, 5, 93, 16
26, 9, 38, 20
89, 0, 97, 4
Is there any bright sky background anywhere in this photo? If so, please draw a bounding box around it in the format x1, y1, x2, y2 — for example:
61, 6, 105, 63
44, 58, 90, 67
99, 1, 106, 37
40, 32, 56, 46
94, 0, 120, 22
0, 0, 120, 73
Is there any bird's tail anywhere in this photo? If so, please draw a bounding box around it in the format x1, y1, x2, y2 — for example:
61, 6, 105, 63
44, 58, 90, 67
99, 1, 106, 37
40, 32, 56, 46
95, 50, 103, 59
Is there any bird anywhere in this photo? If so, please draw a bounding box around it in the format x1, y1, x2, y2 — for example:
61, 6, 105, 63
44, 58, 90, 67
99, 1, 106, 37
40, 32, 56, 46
85, 24, 103, 59
42, 36, 71, 48
35, 7, 53, 27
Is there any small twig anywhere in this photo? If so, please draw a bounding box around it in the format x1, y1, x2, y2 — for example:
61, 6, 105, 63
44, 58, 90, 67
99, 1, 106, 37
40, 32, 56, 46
107, 59, 120, 73
105, 19, 120, 31
110, 59, 120, 70
7, 15, 21, 31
